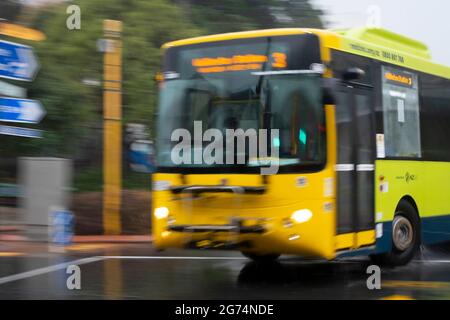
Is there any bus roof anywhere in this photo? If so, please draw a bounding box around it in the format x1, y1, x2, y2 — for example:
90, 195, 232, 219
333, 27, 450, 79
161, 28, 309, 49
335, 27, 431, 60
162, 27, 450, 80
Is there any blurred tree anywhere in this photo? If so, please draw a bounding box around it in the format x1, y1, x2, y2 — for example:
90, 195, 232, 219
0, 0, 22, 21
11, 0, 203, 163
173, 0, 323, 34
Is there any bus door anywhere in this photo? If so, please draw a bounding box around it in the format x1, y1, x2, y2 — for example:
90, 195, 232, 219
335, 83, 376, 248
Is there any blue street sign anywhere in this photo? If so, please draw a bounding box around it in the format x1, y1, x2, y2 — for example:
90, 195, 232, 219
0, 40, 39, 82
0, 97, 45, 124
51, 209, 74, 246
0, 125, 43, 138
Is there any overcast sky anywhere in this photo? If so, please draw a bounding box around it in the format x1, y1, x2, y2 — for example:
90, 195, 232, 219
313, 0, 450, 67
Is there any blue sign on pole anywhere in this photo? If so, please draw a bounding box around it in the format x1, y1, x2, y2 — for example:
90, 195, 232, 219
0, 97, 45, 124
51, 209, 74, 246
0, 40, 40, 82
0, 125, 43, 138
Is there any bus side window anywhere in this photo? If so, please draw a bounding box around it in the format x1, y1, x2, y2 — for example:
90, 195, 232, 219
381, 66, 421, 158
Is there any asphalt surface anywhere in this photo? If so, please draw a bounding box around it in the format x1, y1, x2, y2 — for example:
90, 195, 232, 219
1, 242, 450, 299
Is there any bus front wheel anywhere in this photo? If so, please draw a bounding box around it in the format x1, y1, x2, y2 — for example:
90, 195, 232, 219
371, 200, 421, 267
241, 252, 280, 263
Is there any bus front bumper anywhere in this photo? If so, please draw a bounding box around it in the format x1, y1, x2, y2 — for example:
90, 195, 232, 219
167, 224, 266, 234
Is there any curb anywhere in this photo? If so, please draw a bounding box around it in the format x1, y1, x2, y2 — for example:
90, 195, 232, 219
0, 235, 28, 241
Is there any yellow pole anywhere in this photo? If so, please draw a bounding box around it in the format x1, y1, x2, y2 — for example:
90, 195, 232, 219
102, 20, 122, 235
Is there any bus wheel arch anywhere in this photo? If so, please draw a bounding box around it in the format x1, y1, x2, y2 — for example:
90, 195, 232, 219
398, 195, 420, 219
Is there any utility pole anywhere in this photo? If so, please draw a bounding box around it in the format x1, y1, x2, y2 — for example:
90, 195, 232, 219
102, 20, 122, 235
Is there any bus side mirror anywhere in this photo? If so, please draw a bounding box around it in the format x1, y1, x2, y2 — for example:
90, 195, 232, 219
342, 67, 365, 82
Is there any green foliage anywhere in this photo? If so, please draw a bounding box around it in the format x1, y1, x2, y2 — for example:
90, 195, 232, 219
73, 166, 151, 192
73, 166, 103, 192
173, 0, 323, 34
25, 0, 203, 159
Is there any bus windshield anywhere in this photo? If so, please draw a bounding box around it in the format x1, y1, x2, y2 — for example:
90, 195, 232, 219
156, 34, 326, 173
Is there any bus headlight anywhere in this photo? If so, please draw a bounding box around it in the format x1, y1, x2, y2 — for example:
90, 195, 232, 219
291, 209, 313, 224
154, 207, 169, 219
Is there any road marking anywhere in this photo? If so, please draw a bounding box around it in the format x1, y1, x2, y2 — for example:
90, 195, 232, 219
381, 295, 415, 300
0, 255, 246, 286
65, 244, 114, 251
416, 260, 450, 264
0, 252, 24, 257
0, 256, 105, 285
383, 280, 450, 289
2, 255, 450, 288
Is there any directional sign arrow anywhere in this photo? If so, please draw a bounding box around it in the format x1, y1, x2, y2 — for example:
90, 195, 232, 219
0, 97, 46, 124
0, 40, 40, 82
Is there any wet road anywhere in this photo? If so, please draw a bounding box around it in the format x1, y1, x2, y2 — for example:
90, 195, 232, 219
1, 243, 450, 299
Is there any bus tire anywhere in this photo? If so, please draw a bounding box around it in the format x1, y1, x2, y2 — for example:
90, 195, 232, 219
241, 252, 280, 263
372, 200, 421, 267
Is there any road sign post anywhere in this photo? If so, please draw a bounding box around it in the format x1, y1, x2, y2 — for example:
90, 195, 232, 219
102, 20, 123, 235
0, 80, 26, 98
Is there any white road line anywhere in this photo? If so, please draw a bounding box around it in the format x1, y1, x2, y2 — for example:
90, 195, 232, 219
2, 255, 450, 286
2, 255, 450, 287
0, 255, 246, 286
0, 256, 105, 285
416, 260, 450, 264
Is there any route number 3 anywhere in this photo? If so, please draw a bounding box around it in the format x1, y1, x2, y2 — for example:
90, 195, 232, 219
271, 52, 287, 69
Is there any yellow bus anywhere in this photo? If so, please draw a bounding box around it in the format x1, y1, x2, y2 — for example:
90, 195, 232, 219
152, 27, 450, 266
